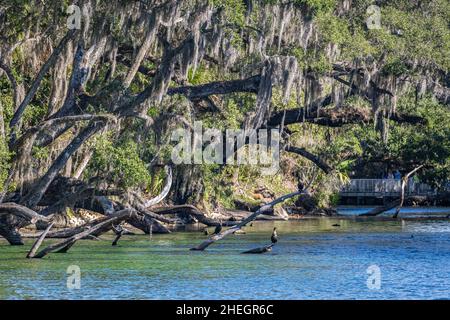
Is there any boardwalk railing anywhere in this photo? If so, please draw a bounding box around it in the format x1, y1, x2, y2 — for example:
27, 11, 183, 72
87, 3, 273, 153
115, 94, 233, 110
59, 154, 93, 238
340, 179, 436, 197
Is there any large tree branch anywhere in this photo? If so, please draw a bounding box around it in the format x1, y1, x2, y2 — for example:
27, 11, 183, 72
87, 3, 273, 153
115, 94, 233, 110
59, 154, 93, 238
20, 121, 106, 208
0, 203, 51, 223
0, 59, 20, 108
284, 146, 332, 174
12, 114, 115, 152
9, 30, 77, 132
167, 75, 261, 99
268, 106, 425, 128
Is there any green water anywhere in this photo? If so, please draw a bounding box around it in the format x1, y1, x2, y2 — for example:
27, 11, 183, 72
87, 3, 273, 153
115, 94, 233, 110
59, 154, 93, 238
1, 218, 450, 300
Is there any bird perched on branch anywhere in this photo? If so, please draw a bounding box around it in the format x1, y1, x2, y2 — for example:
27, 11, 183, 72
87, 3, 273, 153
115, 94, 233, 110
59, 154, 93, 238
271, 227, 278, 244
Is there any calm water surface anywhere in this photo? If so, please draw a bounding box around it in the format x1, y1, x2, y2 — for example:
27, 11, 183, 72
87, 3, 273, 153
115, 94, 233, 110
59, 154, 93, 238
0, 208, 449, 300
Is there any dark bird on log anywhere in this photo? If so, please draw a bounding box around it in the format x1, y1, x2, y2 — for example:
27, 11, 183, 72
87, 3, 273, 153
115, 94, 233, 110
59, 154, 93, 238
271, 227, 278, 244
213, 221, 222, 235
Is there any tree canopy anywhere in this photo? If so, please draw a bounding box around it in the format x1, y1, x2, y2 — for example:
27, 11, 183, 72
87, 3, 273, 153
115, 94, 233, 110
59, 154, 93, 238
0, 0, 449, 244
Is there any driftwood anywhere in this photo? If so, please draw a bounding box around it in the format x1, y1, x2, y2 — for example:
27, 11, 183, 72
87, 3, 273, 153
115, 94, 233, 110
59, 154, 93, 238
32, 209, 136, 258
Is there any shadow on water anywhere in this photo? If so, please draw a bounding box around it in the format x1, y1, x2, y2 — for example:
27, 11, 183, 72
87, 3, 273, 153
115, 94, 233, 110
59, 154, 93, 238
0, 212, 450, 300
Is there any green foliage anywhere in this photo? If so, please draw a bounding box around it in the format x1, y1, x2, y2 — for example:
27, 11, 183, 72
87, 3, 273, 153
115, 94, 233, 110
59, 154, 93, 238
336, 95, 450, 188
32, 146, 50, 160
316, 13, 350, 45
90, 135, 151, 189
295, 0, 336, 15
308, 52, 332, 74
210, 0, 246, 26
0, 137, 11, 192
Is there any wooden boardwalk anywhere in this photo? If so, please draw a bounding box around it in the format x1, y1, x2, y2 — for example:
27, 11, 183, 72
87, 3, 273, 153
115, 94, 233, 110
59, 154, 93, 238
340, 179, 436, 198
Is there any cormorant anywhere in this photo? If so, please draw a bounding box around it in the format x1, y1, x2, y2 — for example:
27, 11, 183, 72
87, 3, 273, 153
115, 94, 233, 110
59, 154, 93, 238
213, 221, 222, 234
271, 227, 278, 244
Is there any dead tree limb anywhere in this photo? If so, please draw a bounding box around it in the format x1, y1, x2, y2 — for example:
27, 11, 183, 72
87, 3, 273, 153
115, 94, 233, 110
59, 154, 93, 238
190, 190, 303, 251
393, 165, 424, 219
0, 203, 52, 245
20, 121, 106, 208
32, 209, 136, 258
360, 199, 401, 217
360, 165, 425, 217
0, 203, 52, 223
167, 75, 260, 99
9, 30, 77, 132
242, 244, 273, 254
141, 166, 172, 207
284, 146, 332, 174
27, 222, 54, 258
154, 205, 219, 226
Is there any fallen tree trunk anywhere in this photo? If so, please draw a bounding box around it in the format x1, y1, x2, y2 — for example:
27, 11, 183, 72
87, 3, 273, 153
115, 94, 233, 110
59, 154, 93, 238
32, 209, 136, 258
154, 205, 219, 226
360, 199, 401, 217
27, 222, 54, 258
0, 203, 52, 245
0, 203, 52, 223
393, 165, 424, 219
190, 190, 304, 251
360, 165, 424, 217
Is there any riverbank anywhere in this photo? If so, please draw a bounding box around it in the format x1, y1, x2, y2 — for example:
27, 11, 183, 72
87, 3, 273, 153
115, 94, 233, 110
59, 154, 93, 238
10, 206, 450, 238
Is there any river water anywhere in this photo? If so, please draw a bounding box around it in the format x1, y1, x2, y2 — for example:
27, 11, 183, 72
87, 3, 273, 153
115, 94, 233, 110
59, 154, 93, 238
0, 207, 449, 300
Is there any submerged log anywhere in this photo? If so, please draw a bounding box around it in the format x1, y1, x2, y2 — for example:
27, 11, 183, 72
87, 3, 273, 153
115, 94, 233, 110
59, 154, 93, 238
241, 244, 273, 254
